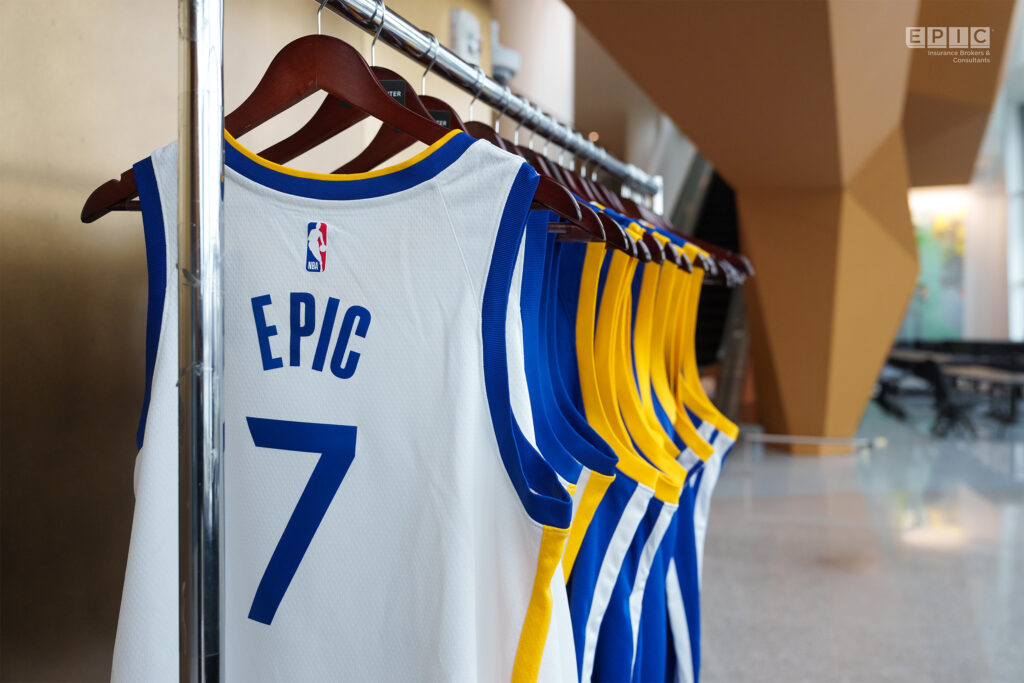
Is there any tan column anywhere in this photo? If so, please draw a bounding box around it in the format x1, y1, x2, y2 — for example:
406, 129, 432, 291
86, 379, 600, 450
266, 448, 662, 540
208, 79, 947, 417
568, 0, 1016, 452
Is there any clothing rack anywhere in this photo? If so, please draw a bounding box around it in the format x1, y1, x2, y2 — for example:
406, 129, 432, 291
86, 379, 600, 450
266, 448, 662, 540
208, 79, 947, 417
174, 2, 673, 681
179, 0, 225, 681
316, 0, 665, 212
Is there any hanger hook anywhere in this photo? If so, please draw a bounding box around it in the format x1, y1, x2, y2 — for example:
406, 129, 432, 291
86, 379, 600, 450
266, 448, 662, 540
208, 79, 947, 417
317, 0, 329, 35
576, 133, 589, 176
370, 0, 386, 67
495, 86, 513, 135
513, 99, 531, 146
557, 123, 570, 167
468, 65, 486, 121
527, 104, 540, 150
420, 33, 440, 96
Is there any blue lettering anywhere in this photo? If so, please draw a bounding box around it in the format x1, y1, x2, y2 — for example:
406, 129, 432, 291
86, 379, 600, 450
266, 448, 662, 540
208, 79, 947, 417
251, 295, 283, 370
312, 297, 340, 373
330, 306, 371, 379
252, 293, 370, 378
289, 292, 316, 367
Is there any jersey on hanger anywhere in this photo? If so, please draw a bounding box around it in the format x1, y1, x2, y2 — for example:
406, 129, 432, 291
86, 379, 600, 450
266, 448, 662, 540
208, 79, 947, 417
112, 130, 576, 683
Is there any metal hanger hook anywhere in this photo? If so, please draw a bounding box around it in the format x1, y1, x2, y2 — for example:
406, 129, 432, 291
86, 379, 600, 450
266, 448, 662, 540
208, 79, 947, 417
317, 0, 329, 35
495, 86, 513, 135
527, 105, 540, 150
557, 125, 572, 167
370, 0, 386, 66
420, 33, 440, 96
468, 65, 486, 121
513, 99, 531, 146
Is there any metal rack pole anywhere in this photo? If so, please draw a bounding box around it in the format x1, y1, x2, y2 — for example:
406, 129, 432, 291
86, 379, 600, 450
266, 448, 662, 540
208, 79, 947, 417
178, 0, 225, 681
317, 0, 664, 206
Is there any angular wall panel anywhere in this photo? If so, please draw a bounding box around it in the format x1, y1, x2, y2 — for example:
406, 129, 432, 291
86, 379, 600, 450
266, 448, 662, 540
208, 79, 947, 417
569, 0, 1014, 451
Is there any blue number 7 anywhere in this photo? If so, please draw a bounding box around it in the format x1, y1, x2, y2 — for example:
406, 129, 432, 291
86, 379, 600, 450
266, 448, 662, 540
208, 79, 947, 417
245, 417, 357, 625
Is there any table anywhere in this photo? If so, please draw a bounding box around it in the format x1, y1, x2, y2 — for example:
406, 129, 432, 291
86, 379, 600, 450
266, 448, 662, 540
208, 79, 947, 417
888, 349, 955, 365
943, 364, 1024, 423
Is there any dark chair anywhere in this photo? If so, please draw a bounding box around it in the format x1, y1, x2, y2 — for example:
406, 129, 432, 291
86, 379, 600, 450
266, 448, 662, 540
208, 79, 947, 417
917, 360, 977, 438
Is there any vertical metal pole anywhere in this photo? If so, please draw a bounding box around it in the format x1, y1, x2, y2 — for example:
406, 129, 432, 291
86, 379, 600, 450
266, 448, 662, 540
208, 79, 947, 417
178, 0, 225, 681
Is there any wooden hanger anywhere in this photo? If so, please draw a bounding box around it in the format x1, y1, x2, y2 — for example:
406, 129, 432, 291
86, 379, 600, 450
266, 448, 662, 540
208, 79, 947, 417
82, 34, 601, 241
82, 35, 449, 223
258, 65, 417, 165
333, 70, 436, 173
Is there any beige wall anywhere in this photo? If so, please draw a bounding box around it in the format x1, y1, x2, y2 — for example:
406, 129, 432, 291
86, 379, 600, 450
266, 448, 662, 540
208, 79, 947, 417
0, 1, 490, 680
493, 0, 575, 126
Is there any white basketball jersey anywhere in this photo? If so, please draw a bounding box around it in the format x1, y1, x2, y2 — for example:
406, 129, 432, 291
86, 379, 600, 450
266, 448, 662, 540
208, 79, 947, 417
112, 129, 576, 682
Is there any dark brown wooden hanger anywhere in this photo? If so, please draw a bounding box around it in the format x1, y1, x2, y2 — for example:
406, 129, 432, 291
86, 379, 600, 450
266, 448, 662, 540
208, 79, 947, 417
464, 121, 509, 151
639, 231, 664, 264
82, 35, 449, 223
258, 65, 411, 165
82, 34, 602, 240
512, 144, 627, 251
421, 95, 467, 131
333, 71, 437, 173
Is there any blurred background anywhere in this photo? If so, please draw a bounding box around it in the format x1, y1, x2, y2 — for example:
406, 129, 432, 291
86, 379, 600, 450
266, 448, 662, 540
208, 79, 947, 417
2, 0, 1022, 680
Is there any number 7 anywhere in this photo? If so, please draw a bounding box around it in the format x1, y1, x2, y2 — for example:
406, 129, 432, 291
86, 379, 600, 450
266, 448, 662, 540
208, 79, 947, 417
245, 417, 358, 625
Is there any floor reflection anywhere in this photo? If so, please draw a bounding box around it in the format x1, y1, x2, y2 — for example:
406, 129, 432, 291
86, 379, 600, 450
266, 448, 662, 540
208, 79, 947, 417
701, 398, 1024, 682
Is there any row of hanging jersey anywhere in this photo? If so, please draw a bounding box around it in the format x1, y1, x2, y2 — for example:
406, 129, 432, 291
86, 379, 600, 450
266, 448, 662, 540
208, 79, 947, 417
106, 34, 738, 683
506, 206, 740, 683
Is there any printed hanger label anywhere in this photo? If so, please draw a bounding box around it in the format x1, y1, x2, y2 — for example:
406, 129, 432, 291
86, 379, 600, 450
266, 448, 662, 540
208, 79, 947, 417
429, 110, 452, 129
339, 79, 407, 108
379, 80, 407, 105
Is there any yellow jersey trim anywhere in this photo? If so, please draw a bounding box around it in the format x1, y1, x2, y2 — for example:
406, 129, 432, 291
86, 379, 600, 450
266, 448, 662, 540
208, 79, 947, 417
512, 525, 571, 683
224, 129, 463, 182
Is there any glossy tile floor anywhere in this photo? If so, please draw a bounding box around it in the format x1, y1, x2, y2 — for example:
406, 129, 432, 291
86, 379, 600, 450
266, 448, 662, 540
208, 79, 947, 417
701, 399, 1024, 682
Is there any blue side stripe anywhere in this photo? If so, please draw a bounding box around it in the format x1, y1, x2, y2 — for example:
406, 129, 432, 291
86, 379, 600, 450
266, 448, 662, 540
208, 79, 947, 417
652, 389, 689, 453
134, 157, 167, 451
634, 510, 677, 682
521, 212, 618, 476
673, 482, 702, 680
550, 241, 619, 467
481, 164, 571, 529
520, 212, 583, 483
591, 498, 663, 681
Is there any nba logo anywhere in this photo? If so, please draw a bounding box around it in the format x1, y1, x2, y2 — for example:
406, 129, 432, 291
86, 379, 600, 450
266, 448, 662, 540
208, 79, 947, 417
306, 222, 327, 272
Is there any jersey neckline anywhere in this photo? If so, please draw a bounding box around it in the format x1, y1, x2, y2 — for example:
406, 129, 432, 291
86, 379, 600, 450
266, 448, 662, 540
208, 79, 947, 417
224, 129, 475, 201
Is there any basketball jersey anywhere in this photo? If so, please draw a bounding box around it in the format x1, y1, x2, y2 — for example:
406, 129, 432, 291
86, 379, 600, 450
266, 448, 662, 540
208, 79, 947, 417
112, 129, 578, 682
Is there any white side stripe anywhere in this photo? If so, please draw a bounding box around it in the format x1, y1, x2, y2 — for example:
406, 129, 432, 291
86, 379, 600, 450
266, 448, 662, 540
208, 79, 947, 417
694, 434, 732, 587
579, 485, 653, 682
629, 503, 677, 675
665, 559, 695, 683
571, 468, 591, 524
697, 421, 716, 442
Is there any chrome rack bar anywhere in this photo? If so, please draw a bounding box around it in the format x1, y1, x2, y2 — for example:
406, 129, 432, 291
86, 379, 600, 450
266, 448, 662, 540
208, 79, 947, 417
316, 0, 664, 205
178, 0, 225, 681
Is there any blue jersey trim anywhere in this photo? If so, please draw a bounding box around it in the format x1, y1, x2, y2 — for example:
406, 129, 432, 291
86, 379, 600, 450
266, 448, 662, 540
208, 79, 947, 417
550, 241, 620, 468
635, 510, 676, 683
134, 157, 167, 451
673, 483, 702, 680
481, 164, 572, 529
538, 229, 618, 476
520, 212, 583, 484
224, 131, 476, 201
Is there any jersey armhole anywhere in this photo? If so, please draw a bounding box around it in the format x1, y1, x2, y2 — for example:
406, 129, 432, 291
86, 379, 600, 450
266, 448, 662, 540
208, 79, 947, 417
482, 164, 572, 529
133, 157, 168, 451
